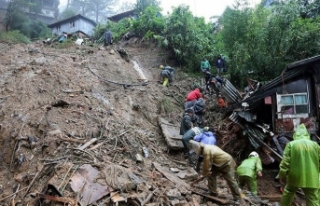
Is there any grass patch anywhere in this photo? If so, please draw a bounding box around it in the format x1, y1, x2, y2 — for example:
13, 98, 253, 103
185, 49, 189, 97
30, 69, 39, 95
157, 97, 174, 114
0, 30, 30, 44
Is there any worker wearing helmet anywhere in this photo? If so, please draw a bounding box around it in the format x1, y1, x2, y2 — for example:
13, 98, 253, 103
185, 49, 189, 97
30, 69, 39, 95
159, 65, 175, 87
236, 151, 263, 196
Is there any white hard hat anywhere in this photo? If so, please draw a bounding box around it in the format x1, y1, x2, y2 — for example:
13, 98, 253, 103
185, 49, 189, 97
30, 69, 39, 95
249, 151, 259, 158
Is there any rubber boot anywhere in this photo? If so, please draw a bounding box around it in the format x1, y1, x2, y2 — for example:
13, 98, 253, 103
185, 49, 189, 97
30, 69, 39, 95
163, 78, 169, 87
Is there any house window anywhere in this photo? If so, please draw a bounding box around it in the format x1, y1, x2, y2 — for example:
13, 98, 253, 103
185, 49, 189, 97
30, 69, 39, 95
70, 21, 75, 28
277, 93, 309, 118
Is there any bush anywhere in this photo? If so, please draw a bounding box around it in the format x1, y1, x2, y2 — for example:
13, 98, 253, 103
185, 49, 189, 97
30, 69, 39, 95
93, 18, 131, 43
0, 30, 31, 44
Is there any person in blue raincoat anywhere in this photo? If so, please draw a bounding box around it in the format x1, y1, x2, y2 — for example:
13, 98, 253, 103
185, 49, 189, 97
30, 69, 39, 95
193, 127, 217, 171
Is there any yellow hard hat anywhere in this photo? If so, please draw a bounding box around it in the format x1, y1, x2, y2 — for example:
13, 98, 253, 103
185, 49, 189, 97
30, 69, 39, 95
159, 65, 164, 69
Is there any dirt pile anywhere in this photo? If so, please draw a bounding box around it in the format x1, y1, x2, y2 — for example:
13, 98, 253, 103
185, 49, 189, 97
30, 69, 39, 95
0, 39, 285, 205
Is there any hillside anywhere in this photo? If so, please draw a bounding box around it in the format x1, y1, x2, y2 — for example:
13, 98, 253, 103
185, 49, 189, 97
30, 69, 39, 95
0, 39, 291, 206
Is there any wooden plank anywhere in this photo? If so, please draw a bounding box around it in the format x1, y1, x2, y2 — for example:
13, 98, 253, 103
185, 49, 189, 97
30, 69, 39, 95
158, 118, 184, 150
191, 190, 229, 205
77, 138, 97, 150
153, 162, 190, 189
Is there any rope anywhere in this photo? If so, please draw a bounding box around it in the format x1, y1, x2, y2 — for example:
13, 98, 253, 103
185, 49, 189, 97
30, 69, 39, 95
86, 67, 149, 88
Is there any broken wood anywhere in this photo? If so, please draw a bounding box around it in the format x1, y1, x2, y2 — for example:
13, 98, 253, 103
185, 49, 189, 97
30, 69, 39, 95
153, 162, 190, 189
158, 118, 184, 150
38, 193, 77, 206
59, 135, 86, 143
0, 187, 28, 202
68, 147, 97, 163
191, 173, 212, 187
77, 138, 97, 150
88, 142, 104, 150
10, 183, 20, 206
58, 164, 73, 190
141, 188, 158, 206
191, 189, 229, 205
23, 165, 44, 197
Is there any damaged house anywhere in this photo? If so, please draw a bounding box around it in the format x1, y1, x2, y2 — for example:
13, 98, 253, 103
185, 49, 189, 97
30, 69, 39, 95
222, 55, 320, 164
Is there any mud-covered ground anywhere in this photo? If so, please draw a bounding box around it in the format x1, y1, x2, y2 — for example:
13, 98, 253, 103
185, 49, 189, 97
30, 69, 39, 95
0, 39, 304, 206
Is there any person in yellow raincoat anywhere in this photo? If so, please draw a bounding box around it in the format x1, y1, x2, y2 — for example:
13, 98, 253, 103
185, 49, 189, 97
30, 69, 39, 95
189, 140, 244, 205
279, 123, 320, 206
159, 65, 175, 87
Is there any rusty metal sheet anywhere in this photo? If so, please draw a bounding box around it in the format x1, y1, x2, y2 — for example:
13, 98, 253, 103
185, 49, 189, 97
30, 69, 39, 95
70, 164, 113, 205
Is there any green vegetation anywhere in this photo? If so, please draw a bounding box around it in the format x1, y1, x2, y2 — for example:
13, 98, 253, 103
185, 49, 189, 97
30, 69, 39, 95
0, 30, 31, 44
4, 0, 320, 87
5, 0, 51, 40
95, 0, 320, 87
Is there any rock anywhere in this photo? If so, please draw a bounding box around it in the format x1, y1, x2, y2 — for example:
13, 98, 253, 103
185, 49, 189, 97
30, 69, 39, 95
170, 199, 180, 205
47, 129, 62, 136
135, 154, 143, 162
166, 188, 181, 199
14, 173, 25, 183
170, 168, 180, 173
177, 167, 198, 180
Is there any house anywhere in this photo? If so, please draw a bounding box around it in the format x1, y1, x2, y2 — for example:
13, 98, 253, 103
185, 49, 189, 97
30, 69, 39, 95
0, 0, 59, 24
107, 9, 136, 22
219, 55, 320, 164
48, 14, 97, 37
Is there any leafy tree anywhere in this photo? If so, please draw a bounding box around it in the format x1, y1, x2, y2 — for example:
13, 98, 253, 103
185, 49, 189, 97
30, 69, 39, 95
131, 6, 164, 38
60, 8, 77, 20
5, 0, 28, 31
71, 0, 89, 16
86, 0, 116, 23
135, 0, 160, 14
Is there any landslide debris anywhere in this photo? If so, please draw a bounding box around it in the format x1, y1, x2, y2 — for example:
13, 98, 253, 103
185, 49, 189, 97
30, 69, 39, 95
0, 40, 282, 206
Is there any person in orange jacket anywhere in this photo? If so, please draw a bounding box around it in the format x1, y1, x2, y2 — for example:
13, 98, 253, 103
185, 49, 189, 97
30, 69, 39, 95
218, 94, 226, 108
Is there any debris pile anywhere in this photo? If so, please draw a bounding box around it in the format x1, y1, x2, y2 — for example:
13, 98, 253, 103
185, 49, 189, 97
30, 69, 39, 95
0, 40, 291, 205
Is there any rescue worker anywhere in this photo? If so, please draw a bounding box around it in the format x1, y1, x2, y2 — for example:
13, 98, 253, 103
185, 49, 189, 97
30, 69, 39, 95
236, 151, 263, 196
159, 65, 175, 87
182, 127, 205, 157
279, 123, 320, 206
204, 70, 215, 93
200, 57, 211, 72
216, 54, 226, 76
193, 97, 206, 127
179, 108, 194, 136
193, 127, 217, 171
189, 140, 244, 205
218, 94, 226, 108
104, 29, 113, 46
185, 87, 204, 110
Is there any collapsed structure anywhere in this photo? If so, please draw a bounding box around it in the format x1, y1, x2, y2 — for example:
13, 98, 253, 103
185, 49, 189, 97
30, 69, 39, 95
221, 55, 320, 165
